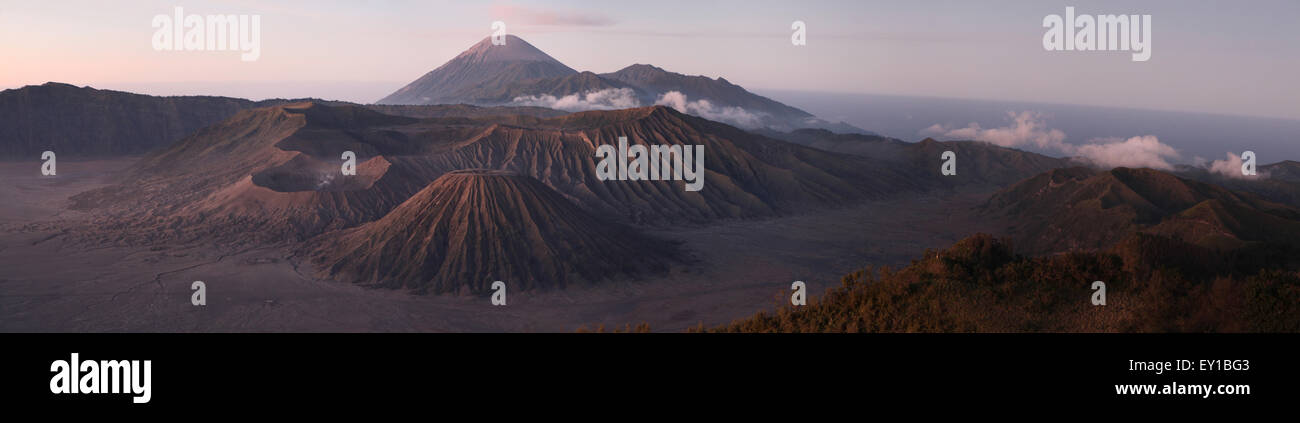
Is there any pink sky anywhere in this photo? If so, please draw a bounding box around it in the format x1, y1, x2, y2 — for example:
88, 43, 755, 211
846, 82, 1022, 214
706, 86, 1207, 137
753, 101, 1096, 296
2, 0, 1297, 120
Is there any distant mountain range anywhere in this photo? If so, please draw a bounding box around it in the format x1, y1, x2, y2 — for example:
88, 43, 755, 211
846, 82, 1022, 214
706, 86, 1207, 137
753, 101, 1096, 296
767, 129, 1070, 187
8, 39, 1299, 300
60, 97, 1122, 293
982, 166, 1300, 253
0, 82, 289, 158
1174, 161, 1300, 208
377, 35, 861, 132
72, 102, 919, 234
0, 82, 569, 159
65, 101, 944, 290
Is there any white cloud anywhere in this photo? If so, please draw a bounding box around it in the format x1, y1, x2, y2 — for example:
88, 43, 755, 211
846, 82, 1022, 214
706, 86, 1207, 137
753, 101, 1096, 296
510, 89, 770, 129
510, 88, 640, 111
654, 91, 764, 128
923, 111, 1185, 171
1204, 152, 1263, 179
921, 111, 1069, 152
1073, 136, 1180, 170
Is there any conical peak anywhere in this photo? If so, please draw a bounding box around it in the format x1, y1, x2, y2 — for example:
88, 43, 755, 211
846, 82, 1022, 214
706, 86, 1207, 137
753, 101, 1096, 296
457, 34, 560, 64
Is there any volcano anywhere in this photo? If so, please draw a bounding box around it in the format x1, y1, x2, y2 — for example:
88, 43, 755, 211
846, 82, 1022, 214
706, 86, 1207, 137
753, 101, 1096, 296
311, 169, 679, 295
67, 103, 434, 243
375, 35, 859, 132
72, 101, 919, 245
377, 35, 578, 106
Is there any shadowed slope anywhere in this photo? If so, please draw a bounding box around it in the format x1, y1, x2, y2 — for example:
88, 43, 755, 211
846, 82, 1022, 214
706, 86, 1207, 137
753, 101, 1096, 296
425, 106, 922, 224
981, 167, 1300, 254
601, 64, 812, 120
703, 233, 1300, 333
378, 35, 577, 105
767, 130, 1071, 188
69, 103, 927, 244
68, 103, 431, 243
311, 169, 679, 295
0, 82, 291, 158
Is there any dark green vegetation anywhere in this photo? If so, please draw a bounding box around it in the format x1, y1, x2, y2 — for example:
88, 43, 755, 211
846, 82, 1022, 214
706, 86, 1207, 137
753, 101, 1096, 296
706, 165, 1300, 333
705, 233, 1300, 333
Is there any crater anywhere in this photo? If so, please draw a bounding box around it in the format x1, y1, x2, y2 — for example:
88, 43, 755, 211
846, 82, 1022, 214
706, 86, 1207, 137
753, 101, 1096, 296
251, 153, 390, 192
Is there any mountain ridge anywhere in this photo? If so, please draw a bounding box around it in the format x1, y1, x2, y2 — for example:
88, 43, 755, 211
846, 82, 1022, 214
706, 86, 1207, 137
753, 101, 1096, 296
375, 35, 860, 132
67, 102, 922, 246
981, 166, 1300, 254
310, 169, 680, 295
0, 82, 298, 158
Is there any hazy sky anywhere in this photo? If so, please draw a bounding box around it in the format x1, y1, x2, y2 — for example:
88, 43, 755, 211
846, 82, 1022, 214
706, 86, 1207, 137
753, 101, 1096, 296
2, 0, 1297, 120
